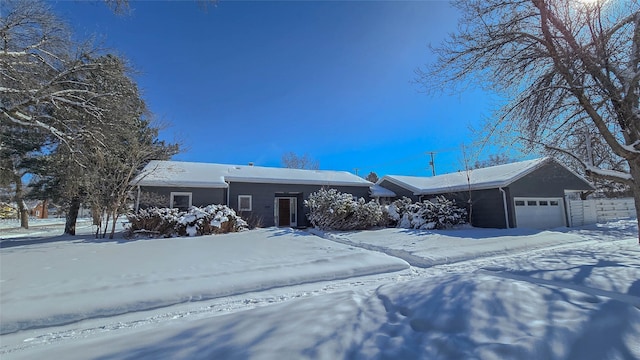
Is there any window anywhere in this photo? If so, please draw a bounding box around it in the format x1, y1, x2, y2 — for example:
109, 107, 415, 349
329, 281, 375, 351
238, 195, 252, 211
170, 192, 192, 211
527, 200, 537, 206
539, 200, 548, 206
515, 200, 525, 206
550, 200, 559, 206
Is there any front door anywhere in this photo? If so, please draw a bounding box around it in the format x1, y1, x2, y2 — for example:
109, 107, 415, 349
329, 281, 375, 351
274, 197, 297, 227
278, 198, 290, 226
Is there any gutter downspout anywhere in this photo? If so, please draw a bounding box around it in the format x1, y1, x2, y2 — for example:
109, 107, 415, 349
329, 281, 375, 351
499, 187, 510, 229
226, 181, 231, 207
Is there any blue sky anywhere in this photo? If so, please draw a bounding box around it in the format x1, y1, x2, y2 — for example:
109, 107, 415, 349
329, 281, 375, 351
50, 0, 506, 177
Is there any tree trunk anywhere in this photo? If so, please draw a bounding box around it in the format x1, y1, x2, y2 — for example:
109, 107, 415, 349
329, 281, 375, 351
42, 199, 48, 218
65, 197, 81, 235
93, 207, 102, 238
102, 211, 110, 239
628, 161, 640, 245
14, 175, 29, 229
109, 209, 119, 239
92, 207, 102, 226
19, 200, 29, 229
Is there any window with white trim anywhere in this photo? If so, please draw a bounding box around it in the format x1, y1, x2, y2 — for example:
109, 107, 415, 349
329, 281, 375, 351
238, 195, 252, 211
170, 192, 192, 211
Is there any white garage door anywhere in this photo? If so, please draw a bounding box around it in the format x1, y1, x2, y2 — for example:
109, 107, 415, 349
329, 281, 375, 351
514, 197, 566, 229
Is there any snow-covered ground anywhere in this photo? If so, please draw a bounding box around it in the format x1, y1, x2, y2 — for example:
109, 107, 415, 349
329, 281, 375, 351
1, 219, 639, 359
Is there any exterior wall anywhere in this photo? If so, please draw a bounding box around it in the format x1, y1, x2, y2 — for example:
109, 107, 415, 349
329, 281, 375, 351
432, 189, 509, 228
377, 180, 419, 201
30, 202, 49, 219
506, 162, 593, 228
228, 182, 371, 227
139, 183, 371, 228
508, 162, 593, 197
384, 162, 593, 229
138, 186, 226, 209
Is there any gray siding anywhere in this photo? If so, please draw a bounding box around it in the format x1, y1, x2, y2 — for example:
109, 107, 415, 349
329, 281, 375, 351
435, 189, 509, 228
228, 182, 371, 227
379, 161, 592, 229
508, 162, 593, 197
138, 186, 226, 209
378, 179, 419, 201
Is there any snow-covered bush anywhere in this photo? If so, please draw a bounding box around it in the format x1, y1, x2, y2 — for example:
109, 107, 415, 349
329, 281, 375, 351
176, 205, 249, 236
126, 207, 181, 236
127, 205, 248, 237
305, 188, 383, 230
386, 196, 467, 230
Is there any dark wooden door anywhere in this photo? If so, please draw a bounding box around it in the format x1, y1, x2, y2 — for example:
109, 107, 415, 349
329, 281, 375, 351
278, 198, 290, 226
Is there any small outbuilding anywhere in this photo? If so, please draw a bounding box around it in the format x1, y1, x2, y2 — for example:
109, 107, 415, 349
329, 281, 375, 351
377, 157, 595, 229
133, 160, 375, 228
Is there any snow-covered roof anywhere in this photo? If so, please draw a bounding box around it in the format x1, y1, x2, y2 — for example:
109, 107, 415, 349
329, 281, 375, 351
133, 160, 373, 188
369, 184, 396, 198
378, 157, 590, 195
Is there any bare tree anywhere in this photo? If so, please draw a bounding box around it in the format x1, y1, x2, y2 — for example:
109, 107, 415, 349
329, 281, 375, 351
473, 154, 515, 170
0, 0, 123, 153
281, 152, 320, 170
102, 0, 217, 15
420, 0, 640, 241
62, 56, 178, 238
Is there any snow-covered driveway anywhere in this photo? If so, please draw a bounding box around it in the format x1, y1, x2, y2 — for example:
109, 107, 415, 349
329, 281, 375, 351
312, 223, 637, 268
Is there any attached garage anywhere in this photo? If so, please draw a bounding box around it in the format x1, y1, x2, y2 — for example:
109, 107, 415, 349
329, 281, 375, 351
514, 197, 565, 229
378, 157, 595, 229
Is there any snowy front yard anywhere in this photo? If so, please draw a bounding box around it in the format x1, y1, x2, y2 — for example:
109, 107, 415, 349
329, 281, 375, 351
1, 220, 639, 359
0, 227, 408, 335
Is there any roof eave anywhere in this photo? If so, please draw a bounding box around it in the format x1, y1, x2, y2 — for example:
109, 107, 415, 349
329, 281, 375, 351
225, 177, 371, 187
416, 181, 510, 195
136, 180, 229, 189
380, 176, 423, 195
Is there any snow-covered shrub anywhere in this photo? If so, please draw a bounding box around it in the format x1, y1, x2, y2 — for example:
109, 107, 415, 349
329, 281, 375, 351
305, 188, 383, 230
127, 205, 248, 237
175, 204, 248, 236
386, 196, 467, 230
126, 207, 181, 236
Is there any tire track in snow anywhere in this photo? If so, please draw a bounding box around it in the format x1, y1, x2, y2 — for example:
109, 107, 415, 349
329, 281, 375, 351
478, 269, 640, 307
308, 229, 432, 266
0, 270, 418, 356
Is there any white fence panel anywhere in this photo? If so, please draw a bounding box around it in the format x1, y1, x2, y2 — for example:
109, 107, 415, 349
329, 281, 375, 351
569, 198, 636, 227
594, 198, 636, 223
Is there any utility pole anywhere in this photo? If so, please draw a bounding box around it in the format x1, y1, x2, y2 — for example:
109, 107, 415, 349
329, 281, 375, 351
585, 127, 594, 166
427, 152, 436, 176
353, 168, 359, 176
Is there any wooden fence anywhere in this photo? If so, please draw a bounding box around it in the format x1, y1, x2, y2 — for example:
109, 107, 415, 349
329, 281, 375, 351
568, 198, 636, 227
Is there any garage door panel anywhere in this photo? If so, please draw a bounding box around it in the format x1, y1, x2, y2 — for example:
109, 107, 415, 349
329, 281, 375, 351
514, 197, 565, 229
